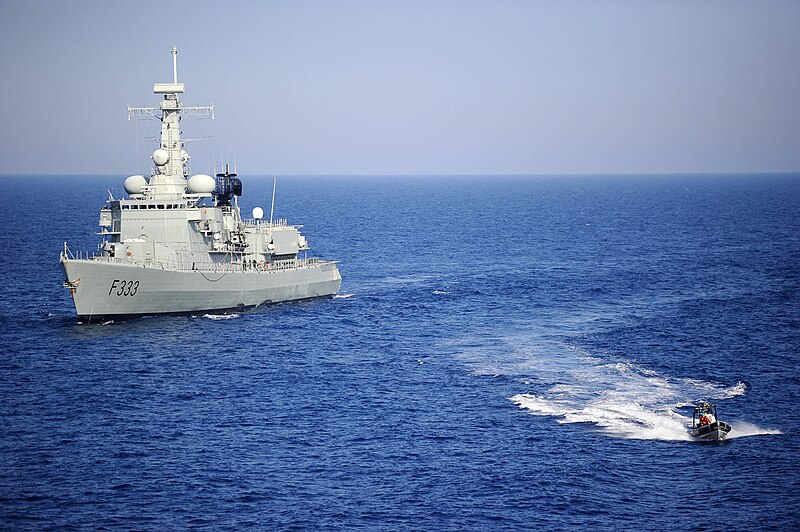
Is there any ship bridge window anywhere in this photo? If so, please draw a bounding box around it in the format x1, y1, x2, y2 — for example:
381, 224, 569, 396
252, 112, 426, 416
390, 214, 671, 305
122, 205, 129, 210
157, 204, 165, 210
166, 204, 172, 209
148, 205, 156, 210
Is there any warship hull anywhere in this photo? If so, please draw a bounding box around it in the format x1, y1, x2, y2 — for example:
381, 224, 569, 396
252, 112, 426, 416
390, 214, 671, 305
62, 257, 341, 321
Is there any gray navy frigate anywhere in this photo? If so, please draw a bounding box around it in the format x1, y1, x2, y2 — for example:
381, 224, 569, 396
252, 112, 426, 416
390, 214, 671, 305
61, 47, 341, 321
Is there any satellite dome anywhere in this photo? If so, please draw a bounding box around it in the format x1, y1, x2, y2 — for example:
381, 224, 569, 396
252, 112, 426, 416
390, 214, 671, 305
152, 148, 169, 166
124, 175, 148, 195
252, 207, 264, 220
187, 174, 216, 194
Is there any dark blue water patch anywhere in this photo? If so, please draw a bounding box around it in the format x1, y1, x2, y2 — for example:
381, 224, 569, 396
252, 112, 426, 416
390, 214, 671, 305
1, 173, 799, 530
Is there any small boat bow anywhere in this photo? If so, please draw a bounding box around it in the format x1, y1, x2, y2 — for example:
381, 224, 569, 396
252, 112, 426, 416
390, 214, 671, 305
688, 403, 731, 441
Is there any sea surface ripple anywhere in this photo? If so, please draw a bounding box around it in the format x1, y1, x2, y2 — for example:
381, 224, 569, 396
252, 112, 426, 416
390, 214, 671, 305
1, 174, 798, 530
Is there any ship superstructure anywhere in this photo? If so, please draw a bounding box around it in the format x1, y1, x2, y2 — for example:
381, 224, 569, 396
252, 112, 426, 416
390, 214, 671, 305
61, 47, 341, 321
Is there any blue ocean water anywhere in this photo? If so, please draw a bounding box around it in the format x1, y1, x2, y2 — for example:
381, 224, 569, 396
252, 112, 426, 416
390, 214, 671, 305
1, 174, 798, 530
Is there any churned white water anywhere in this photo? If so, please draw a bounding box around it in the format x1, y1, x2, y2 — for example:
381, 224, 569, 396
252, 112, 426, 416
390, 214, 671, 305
453, 331, 776, 441
505, 345, 777, 440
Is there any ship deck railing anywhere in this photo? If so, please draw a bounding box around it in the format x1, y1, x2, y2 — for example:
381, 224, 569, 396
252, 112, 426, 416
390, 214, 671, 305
62, 243, 332, 273
243, 217, 291, 228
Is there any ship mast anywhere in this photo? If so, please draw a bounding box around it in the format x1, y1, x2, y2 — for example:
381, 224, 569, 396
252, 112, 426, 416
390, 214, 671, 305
127, 46, 214, 199
172, 45, 179, 84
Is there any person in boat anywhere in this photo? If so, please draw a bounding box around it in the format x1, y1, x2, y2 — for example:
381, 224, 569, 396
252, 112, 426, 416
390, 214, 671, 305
699, 403, 716, 426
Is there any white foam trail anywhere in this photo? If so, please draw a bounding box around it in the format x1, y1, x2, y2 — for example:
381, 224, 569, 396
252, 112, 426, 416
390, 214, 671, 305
451, 333, 770, 441
510, 366, 770, 441
333, 293, 354, 299
727, 421, 782, 439
511, 392, 695, 441
203, 313, 240, 320
716, 381, 748, 399
432, 290, 449, 295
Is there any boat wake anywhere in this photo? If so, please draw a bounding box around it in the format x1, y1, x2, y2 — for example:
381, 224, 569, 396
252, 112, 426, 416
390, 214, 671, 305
509, 366, 780, 441
726, 421, 782, 439
333, 293, 354, 299
511, 392, 697, 440
453, 334, 777, 441
202, 313, 240, 320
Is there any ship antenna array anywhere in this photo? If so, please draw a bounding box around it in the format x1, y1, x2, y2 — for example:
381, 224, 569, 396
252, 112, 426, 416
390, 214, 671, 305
126, 46, 214, 121
270, 176, 277, 226
127, 104, 215, 121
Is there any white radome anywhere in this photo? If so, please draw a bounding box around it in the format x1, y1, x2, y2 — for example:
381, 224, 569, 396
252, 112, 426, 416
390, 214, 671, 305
124, 175, 148, 195
252, 207, 264, 220
152, 148, 169, 166
187, 174, 216, 194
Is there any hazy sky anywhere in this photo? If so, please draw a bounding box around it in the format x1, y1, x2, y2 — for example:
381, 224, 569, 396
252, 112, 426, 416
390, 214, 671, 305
1, 0, 798, 175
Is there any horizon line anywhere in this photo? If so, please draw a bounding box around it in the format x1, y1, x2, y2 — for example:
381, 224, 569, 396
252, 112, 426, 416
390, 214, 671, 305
2, 171, 799, 179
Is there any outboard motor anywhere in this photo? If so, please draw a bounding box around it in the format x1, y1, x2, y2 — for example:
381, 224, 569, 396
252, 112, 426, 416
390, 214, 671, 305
213, 166, 243, 206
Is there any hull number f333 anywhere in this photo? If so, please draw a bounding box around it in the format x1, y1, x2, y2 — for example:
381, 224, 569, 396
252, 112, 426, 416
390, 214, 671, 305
109, 280, 140, 296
